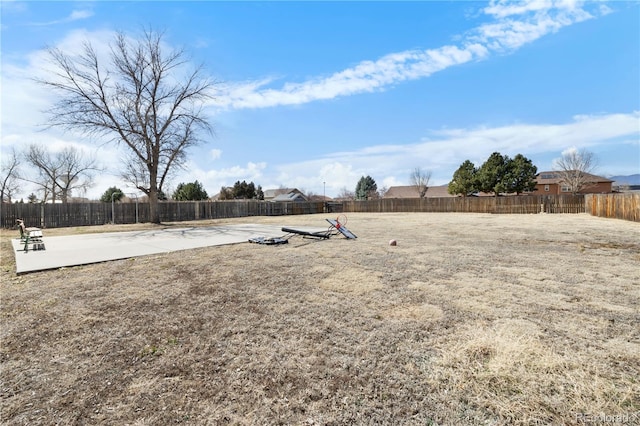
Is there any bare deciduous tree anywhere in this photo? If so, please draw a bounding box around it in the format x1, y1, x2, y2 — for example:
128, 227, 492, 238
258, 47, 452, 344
553, 148, 597, 194
336, 187, 355, 200
24, 145, 60, 203
1, 147, 22, 203
24, 144, 99, 203
300, 188, 318, 201
39, 29, 214, 222
409, 167, 432, 198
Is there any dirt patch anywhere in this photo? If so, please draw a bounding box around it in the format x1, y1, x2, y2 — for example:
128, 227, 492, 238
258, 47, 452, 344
1, 213, 639, 424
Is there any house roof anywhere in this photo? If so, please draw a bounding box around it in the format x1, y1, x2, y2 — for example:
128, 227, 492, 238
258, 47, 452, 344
536, 171, 613, 184
383, 185, 455, 198
425, 185, 456, 197
272, 192, 307, 202
263, 188, 302, 199
384, 186, 419, 198
308, 195, 333, 201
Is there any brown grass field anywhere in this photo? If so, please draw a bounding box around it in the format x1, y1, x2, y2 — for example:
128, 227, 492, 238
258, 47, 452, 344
1, 213, 639, 425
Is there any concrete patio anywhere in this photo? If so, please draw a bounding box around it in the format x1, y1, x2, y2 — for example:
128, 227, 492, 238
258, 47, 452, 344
11, 223, 326, 274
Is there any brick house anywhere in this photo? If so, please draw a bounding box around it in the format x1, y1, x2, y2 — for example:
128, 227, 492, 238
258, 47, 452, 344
535, 171, 613, 195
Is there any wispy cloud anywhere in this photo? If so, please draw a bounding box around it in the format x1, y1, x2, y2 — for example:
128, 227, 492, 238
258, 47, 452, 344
214, 0, 605, 110
216, 44, 488, 109
195, 162, 267, 182
30, 9, 94, 26
210, 149, 223, 160
182, 111, 639, 195
0, 1, 28, 14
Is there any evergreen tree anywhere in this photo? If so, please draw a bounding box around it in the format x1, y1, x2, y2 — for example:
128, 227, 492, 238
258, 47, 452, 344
172, 181, 209, 201
355, 175, 377, 200
448, 160, 478, 196
219, 180, 262, 199
100, 187, 124, 203
507, 154, 538, 194
233, 180, 255, 199
477, 152, 510, 196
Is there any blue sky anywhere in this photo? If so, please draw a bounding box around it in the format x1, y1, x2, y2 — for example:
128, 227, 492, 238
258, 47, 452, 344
2, 0, 639, 200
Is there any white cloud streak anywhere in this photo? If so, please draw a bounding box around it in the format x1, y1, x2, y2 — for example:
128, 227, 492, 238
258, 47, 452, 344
30, 9, 94, 26
214, 0, 601, 110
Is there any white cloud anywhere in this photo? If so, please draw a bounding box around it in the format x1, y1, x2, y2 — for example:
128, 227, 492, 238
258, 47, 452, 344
243, 111, 640, 194
214, 0, 603, 110
110, 110, 640, 197
560, 146, 579, 156
175, 111, 637, 197
30, 9, 94, 26
203, 161, 266, 181
210, 149, 223, 160
9, 1, 607, 115
215, 43, 489, 110
68, 10, 93, 21
381, 176, 404, 191
1, 1, 28, 14
484, 0, 548, 18
171, 161, 267, 195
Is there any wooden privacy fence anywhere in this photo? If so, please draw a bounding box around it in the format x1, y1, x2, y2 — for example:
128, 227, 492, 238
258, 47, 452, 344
1, 195, 601, 229
0, 200, 326, 229
341, 195, 585, 215
585, 193, 640, 222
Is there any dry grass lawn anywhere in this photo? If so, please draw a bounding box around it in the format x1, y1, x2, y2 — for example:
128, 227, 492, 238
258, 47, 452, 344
1, 213, 639, 425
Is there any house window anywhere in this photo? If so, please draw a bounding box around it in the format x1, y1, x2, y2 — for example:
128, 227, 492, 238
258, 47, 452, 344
541, 173, 556, 179
561, 186, 571, 192
544, 185, 550, 192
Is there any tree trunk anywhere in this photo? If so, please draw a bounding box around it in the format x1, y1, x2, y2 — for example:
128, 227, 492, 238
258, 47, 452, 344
146, 157, 161, 223
149, 189, 160, 224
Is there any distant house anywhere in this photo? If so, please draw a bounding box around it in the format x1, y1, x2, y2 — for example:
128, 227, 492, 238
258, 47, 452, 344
264, 188, 307, 202
308, 195, 333, 202
383, 184, 456, 198
535, 171, 613, 195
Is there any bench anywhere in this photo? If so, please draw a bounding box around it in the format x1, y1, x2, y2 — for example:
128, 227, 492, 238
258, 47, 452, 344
16, 219, 45, 252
